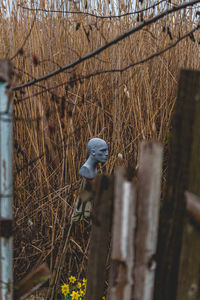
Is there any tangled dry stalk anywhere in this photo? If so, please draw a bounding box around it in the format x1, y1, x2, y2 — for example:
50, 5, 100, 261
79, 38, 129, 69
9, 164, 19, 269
0, 0, 200, 293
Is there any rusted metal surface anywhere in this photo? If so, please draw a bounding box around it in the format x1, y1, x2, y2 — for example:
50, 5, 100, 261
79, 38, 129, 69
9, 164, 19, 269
108, 167, 136, 300
133, 141, 163, 300
0, 60, 13, 300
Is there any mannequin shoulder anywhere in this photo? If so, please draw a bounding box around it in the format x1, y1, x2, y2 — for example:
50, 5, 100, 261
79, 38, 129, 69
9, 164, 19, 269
79, 166, 94, 179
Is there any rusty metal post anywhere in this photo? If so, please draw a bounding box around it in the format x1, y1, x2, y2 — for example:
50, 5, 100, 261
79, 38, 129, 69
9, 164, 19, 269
0, 60, 13, 300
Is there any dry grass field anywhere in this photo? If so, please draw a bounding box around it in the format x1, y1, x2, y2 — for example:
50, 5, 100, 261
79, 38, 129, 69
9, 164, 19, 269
0, 0, 200, 297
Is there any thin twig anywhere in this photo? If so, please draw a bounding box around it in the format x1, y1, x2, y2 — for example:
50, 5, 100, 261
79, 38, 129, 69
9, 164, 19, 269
76, 25, 200, 74
18, 0, 165, 19
10, 15, 37, 61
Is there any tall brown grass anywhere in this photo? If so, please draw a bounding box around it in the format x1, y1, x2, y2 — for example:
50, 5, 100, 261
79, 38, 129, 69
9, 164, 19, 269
0, 0, 200, 289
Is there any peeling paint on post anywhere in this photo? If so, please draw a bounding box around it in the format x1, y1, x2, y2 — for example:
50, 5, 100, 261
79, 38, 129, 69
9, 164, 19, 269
0, 60, 13, 300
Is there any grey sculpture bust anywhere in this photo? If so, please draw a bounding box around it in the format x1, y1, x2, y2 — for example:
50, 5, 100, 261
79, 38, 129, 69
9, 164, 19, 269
79, 138, 108, 179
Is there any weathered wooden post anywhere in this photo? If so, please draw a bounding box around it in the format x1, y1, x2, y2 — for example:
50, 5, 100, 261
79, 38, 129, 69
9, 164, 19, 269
108, 142, 162, 300
133, 141, 163, 300
85, 174, 113, 300
14, 263, 51, 300
154, 70, 200, 300
108, 167, 136, 300
0, 59, 13, 300
185, 191, 200, 225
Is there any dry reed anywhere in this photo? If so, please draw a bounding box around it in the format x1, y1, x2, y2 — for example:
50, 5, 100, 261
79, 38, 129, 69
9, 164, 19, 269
0, 0, 200, 292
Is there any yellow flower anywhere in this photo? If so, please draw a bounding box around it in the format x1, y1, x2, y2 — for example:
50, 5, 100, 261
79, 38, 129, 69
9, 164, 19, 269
69, 276, 76, 284
82, 278, 87, 284
80, 290, 85, 297
61, 283, 69, 296
70, 290, 79, 300
102, 296, 105, 300
77, 282, 82, 289
82, 278, 87, 286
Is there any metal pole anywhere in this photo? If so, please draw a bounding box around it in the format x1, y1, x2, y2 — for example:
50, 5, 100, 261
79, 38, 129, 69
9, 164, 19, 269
0, 60, 13, 300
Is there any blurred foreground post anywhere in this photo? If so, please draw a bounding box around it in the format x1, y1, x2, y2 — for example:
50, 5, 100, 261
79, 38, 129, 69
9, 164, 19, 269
185, 192, 200, 226
133, 141, 163, 300
0, 60, 13, 300
108, 167, 136, 300
108, 142, 162, 300
14, 263, 51, 300
86, 175, 113, 300
154, 70, 200, 300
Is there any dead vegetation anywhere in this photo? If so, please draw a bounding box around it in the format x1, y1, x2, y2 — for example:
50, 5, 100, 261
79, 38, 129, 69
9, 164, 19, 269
0, 0, 200, 292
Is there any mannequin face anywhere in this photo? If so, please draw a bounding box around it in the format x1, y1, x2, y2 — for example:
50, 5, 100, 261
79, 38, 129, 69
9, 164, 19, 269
91, 142, 108, 163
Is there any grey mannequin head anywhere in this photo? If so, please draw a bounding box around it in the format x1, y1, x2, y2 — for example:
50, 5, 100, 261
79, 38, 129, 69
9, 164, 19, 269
79, 138, 108, 179
87, 138, 108, 163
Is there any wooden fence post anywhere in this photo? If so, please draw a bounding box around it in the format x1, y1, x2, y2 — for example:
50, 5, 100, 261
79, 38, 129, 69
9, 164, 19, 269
85, 174, 113, 300
133, 141, 163, 300
185, 191, 200, 225
14, 263, 50, 300
154, 70, 200, 300
108, 167, 136, 300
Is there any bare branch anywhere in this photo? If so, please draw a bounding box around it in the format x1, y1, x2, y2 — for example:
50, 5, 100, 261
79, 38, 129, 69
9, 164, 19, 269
15, 25, 200, 103
18, 0, 165, 19
13, 0, 200, 91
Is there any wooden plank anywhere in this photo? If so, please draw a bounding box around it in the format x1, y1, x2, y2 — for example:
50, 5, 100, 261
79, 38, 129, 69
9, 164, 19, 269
176, 71, 200, 300
154, 70, 200, 300
133, 141, 163, 300
108, 167, 136, 300
14, 263, 50, 300
85, 174, 113, 300
185, 191, 200, 225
